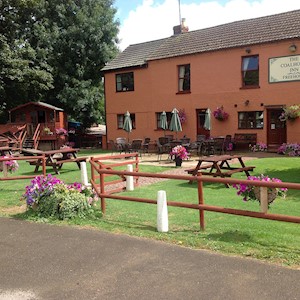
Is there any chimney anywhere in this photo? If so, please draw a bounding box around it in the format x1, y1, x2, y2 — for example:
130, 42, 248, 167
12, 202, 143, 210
173, 18, 189, 35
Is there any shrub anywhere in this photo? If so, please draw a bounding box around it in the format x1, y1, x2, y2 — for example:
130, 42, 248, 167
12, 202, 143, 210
249, 142, 267, 152
23, 175, 100, 220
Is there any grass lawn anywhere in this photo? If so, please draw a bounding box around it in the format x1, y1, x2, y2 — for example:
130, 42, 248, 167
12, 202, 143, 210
0, 152, 299, 268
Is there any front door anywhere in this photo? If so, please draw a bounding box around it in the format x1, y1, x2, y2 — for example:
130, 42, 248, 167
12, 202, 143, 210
267, 108, 286, 150
196, 109, 210, 139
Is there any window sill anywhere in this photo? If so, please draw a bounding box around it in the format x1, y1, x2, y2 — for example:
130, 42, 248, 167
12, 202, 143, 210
176, 91, 191, 95
240, 86, 260, 90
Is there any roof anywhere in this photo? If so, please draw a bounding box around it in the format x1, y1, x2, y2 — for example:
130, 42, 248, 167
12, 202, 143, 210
102, 9, 300, 72
9, 101, 64, 112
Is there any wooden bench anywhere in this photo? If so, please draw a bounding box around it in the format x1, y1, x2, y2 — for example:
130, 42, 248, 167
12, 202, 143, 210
185, 164, 213, 175
233, 133, 257, 150
205, 166, 255, 177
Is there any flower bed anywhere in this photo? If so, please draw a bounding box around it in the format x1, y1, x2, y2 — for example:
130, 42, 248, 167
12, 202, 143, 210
23, 175, 100, 220
249, 142, 267, 152
277, 143, 300, 156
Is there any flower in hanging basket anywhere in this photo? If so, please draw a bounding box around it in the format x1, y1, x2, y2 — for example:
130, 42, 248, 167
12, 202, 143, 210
232, 174, 287, 204
213, 106, 229, 121
178, 109, 187, 124
279, 105, 300, 121
170, 145, 189, 160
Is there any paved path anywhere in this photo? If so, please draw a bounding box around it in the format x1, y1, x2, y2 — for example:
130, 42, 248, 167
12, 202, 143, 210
0, 218, 299, 300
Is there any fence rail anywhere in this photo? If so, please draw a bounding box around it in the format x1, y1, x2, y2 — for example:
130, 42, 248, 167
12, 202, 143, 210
0, 155, 46, 180
90, 156, 300, 230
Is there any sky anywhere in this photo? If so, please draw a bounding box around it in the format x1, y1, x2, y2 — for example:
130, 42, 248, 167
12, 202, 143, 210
113, 0, 300, 50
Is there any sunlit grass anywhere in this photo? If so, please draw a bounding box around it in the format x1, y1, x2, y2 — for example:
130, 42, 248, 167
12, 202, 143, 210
1, 154, 299, 267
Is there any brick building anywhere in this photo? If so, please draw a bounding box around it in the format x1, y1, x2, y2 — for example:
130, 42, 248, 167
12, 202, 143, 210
102, 9, 300, 150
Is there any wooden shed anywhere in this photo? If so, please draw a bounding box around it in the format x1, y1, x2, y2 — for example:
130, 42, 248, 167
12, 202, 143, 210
4, 101, 68, 150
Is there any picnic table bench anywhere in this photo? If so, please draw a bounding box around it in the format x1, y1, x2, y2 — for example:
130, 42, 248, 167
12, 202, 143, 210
185, 155, 255, 187
22, 148, 87, 174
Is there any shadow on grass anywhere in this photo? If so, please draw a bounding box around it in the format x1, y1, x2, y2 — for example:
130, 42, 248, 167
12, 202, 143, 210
207, 230, 253, 243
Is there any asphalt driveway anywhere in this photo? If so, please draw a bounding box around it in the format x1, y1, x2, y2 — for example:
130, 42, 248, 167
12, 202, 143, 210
0, 218, 299, 300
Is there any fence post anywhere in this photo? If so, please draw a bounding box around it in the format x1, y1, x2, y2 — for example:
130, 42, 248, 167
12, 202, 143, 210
100, 163, 106, 214
135, 153, 139, 185
3, 161, 8, 178
42, 154, 46, 177
157, 190, 168, 232
259, 187, 268, 213
197, 173, 205, 231
80, 161, 90, 186
126, 164, 134, 191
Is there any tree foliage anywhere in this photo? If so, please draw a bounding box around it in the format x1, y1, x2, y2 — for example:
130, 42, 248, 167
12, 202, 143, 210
0, 0, 119, 126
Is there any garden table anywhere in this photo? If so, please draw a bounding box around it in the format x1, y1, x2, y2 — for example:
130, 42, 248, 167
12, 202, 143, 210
22, 148, 86, 174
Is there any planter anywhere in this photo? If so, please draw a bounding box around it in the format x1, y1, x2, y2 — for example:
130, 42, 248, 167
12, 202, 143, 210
174, 157, 182, 167
253, 187, 278, 204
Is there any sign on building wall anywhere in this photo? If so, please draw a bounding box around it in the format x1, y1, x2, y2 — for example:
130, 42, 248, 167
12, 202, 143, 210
269, 55, 300, 83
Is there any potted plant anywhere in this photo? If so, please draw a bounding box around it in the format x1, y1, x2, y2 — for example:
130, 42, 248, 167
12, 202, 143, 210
44, 127, 53, 135
279, 105, 300, 121
232, 174, 287, 205
213, 106, 229, 121
170, 145, 189, 167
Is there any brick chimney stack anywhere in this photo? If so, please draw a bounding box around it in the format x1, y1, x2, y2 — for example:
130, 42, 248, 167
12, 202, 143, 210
173, 18, 189, 35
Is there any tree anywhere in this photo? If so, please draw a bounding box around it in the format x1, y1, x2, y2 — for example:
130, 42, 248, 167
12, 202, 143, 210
0, 0, 53, 121
34, 0, 119, 127
0, 0, 119, 127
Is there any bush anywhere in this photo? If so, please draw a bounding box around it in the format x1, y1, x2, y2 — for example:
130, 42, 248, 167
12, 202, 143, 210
23, 175, 100, 220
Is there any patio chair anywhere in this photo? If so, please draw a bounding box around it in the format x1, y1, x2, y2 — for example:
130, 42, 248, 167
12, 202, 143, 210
213, 137, 225, 155
116, 137, 127, 153
128, 139, 143, 156
142, 137, 151, 154
157, 137, 171, 160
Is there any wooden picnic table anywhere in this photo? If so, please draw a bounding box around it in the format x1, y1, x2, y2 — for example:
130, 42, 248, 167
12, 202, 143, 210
0, 146, 14, 156
22, 148, 87, 174
186, 154, 255, 187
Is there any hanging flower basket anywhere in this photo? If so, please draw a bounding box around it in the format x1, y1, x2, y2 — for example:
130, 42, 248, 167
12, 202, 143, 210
253, 187, 278, 204
279, 105, 300, 122
213, 106, 229, 121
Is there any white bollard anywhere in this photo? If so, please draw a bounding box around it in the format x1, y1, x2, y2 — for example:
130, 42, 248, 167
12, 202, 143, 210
80, 161, 90, 186
126, 164, 134, 191
157, 190, 169, 232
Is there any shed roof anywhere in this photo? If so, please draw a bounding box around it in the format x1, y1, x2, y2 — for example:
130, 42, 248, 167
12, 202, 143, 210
9, 101, 64, 112
102, 9, 300, 72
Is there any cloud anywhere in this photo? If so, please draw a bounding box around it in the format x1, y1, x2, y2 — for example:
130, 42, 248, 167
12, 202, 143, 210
118, 0, 300, 50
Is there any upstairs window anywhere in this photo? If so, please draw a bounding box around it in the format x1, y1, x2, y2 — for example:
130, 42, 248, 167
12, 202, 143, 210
242, 55, 259, 87
238, 111, 263, 129
178, 64, 190, 92
117, 113, 136, 129
116, 72, 134, 92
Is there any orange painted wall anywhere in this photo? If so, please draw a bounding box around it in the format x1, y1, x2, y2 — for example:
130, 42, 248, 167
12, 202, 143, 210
104, 39, 300, 144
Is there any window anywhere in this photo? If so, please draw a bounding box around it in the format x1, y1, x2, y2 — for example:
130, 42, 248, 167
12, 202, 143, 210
241, 55, 259, 87
116, 72, 134, 92
178, 64, 190, 92
238, 111, 263, 129
117, 113, 136, 129
156, 112, 172, 129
